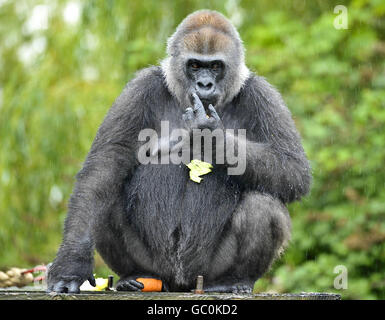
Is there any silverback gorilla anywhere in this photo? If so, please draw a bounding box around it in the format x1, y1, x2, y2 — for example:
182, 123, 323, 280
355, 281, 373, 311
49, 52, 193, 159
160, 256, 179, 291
47, 10, 311, 293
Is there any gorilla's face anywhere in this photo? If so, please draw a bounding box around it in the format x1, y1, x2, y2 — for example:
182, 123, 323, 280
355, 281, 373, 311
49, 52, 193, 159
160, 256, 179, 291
161, 10, 250, 110
185, 57, 225, 108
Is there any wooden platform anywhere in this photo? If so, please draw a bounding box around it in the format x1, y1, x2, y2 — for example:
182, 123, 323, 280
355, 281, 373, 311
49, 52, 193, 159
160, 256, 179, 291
0, 290, 340, 300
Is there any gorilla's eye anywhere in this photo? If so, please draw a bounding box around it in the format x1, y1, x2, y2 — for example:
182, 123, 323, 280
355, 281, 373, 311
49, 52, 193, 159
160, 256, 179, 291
188, 60, 200, 71
211, 61, 223, 71
191, 63, 199, 70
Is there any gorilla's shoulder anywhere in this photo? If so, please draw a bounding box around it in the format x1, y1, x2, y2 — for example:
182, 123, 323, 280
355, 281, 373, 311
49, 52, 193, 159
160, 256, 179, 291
240, 73, 283, 100
125, 66, 167, 94
113, 66, 169, 110
237, 72, 286, 110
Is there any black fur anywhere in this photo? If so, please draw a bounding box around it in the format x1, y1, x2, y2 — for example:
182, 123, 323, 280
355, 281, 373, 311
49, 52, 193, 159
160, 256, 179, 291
47, 65, 311, 293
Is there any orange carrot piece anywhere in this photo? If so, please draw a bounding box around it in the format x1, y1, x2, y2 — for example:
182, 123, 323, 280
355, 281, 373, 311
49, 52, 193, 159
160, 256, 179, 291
136, 278, 162, 292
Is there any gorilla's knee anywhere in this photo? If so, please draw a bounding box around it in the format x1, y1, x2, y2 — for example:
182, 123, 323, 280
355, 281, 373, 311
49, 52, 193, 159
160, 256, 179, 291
233, 192, 291, 262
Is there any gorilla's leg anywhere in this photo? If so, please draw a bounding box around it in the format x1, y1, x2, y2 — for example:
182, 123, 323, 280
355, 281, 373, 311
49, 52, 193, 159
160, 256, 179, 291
95, 211, 164, 291
204, 192, 291, 293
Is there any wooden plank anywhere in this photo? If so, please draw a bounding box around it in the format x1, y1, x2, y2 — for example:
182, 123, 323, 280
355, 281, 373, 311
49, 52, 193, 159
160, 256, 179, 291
0, 290, 341, 300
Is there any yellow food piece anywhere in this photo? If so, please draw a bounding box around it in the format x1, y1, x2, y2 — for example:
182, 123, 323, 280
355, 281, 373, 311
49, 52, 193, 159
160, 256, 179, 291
95, 278, 109, 291
186, 159, 213, 183
80, 277, 108, 291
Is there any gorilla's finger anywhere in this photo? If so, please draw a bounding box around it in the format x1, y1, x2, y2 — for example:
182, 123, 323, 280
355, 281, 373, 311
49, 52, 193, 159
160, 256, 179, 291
67, 281, 81, 294
88, 275, 96, 287
183, 108, 195, 127
183, 107, 194, 120
52, 281, 67, 293
191, 93, 201, 107
47, 282, 54, 292
116, 280, 142, 291
242, 285, 252, 293
192, 93, 206, 116
208, 104, 220, 120
125, 283, 141, 291
129, 279, 145, 290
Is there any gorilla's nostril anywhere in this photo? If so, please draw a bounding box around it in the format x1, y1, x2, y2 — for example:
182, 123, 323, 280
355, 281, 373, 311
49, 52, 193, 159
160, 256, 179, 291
197, 82, 213, 90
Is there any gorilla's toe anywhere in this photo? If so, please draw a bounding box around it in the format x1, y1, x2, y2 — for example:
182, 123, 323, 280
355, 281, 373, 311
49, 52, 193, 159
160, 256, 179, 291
116, 278, 145, 291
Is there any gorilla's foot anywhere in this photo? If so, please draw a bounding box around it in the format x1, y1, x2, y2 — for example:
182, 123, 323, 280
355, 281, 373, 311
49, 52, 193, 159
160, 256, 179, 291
116, 277, 144, 291
116, 276, 163, 292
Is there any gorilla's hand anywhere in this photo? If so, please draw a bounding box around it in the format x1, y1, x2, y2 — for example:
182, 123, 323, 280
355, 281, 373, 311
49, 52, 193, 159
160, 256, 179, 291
183, 93, 223, 130
47, 258, 95, 293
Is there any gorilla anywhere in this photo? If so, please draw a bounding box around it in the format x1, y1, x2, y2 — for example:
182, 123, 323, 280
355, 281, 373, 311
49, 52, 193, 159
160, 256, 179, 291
47, 10, 311, 293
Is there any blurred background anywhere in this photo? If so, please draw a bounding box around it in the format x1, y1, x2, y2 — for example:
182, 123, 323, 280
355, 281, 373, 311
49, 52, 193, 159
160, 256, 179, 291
0, 0, 384, 299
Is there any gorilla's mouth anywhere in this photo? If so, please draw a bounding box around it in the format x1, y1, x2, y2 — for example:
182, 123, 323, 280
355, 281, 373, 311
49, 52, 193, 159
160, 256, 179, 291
189, 93, 218, 109
200, 97, 217, 108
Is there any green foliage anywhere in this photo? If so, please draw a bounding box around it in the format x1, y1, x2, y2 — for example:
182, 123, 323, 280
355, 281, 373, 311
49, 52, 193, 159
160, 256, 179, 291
0, 0, 384, 299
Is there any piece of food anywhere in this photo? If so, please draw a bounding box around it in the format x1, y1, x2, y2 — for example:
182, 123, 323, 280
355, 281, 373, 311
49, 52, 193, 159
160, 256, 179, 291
136, 278, 163, 292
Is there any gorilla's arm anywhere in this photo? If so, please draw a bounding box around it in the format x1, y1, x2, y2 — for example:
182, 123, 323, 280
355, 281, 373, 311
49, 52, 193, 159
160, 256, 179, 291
225, 75, 312, 203
47, 68, 160, 293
